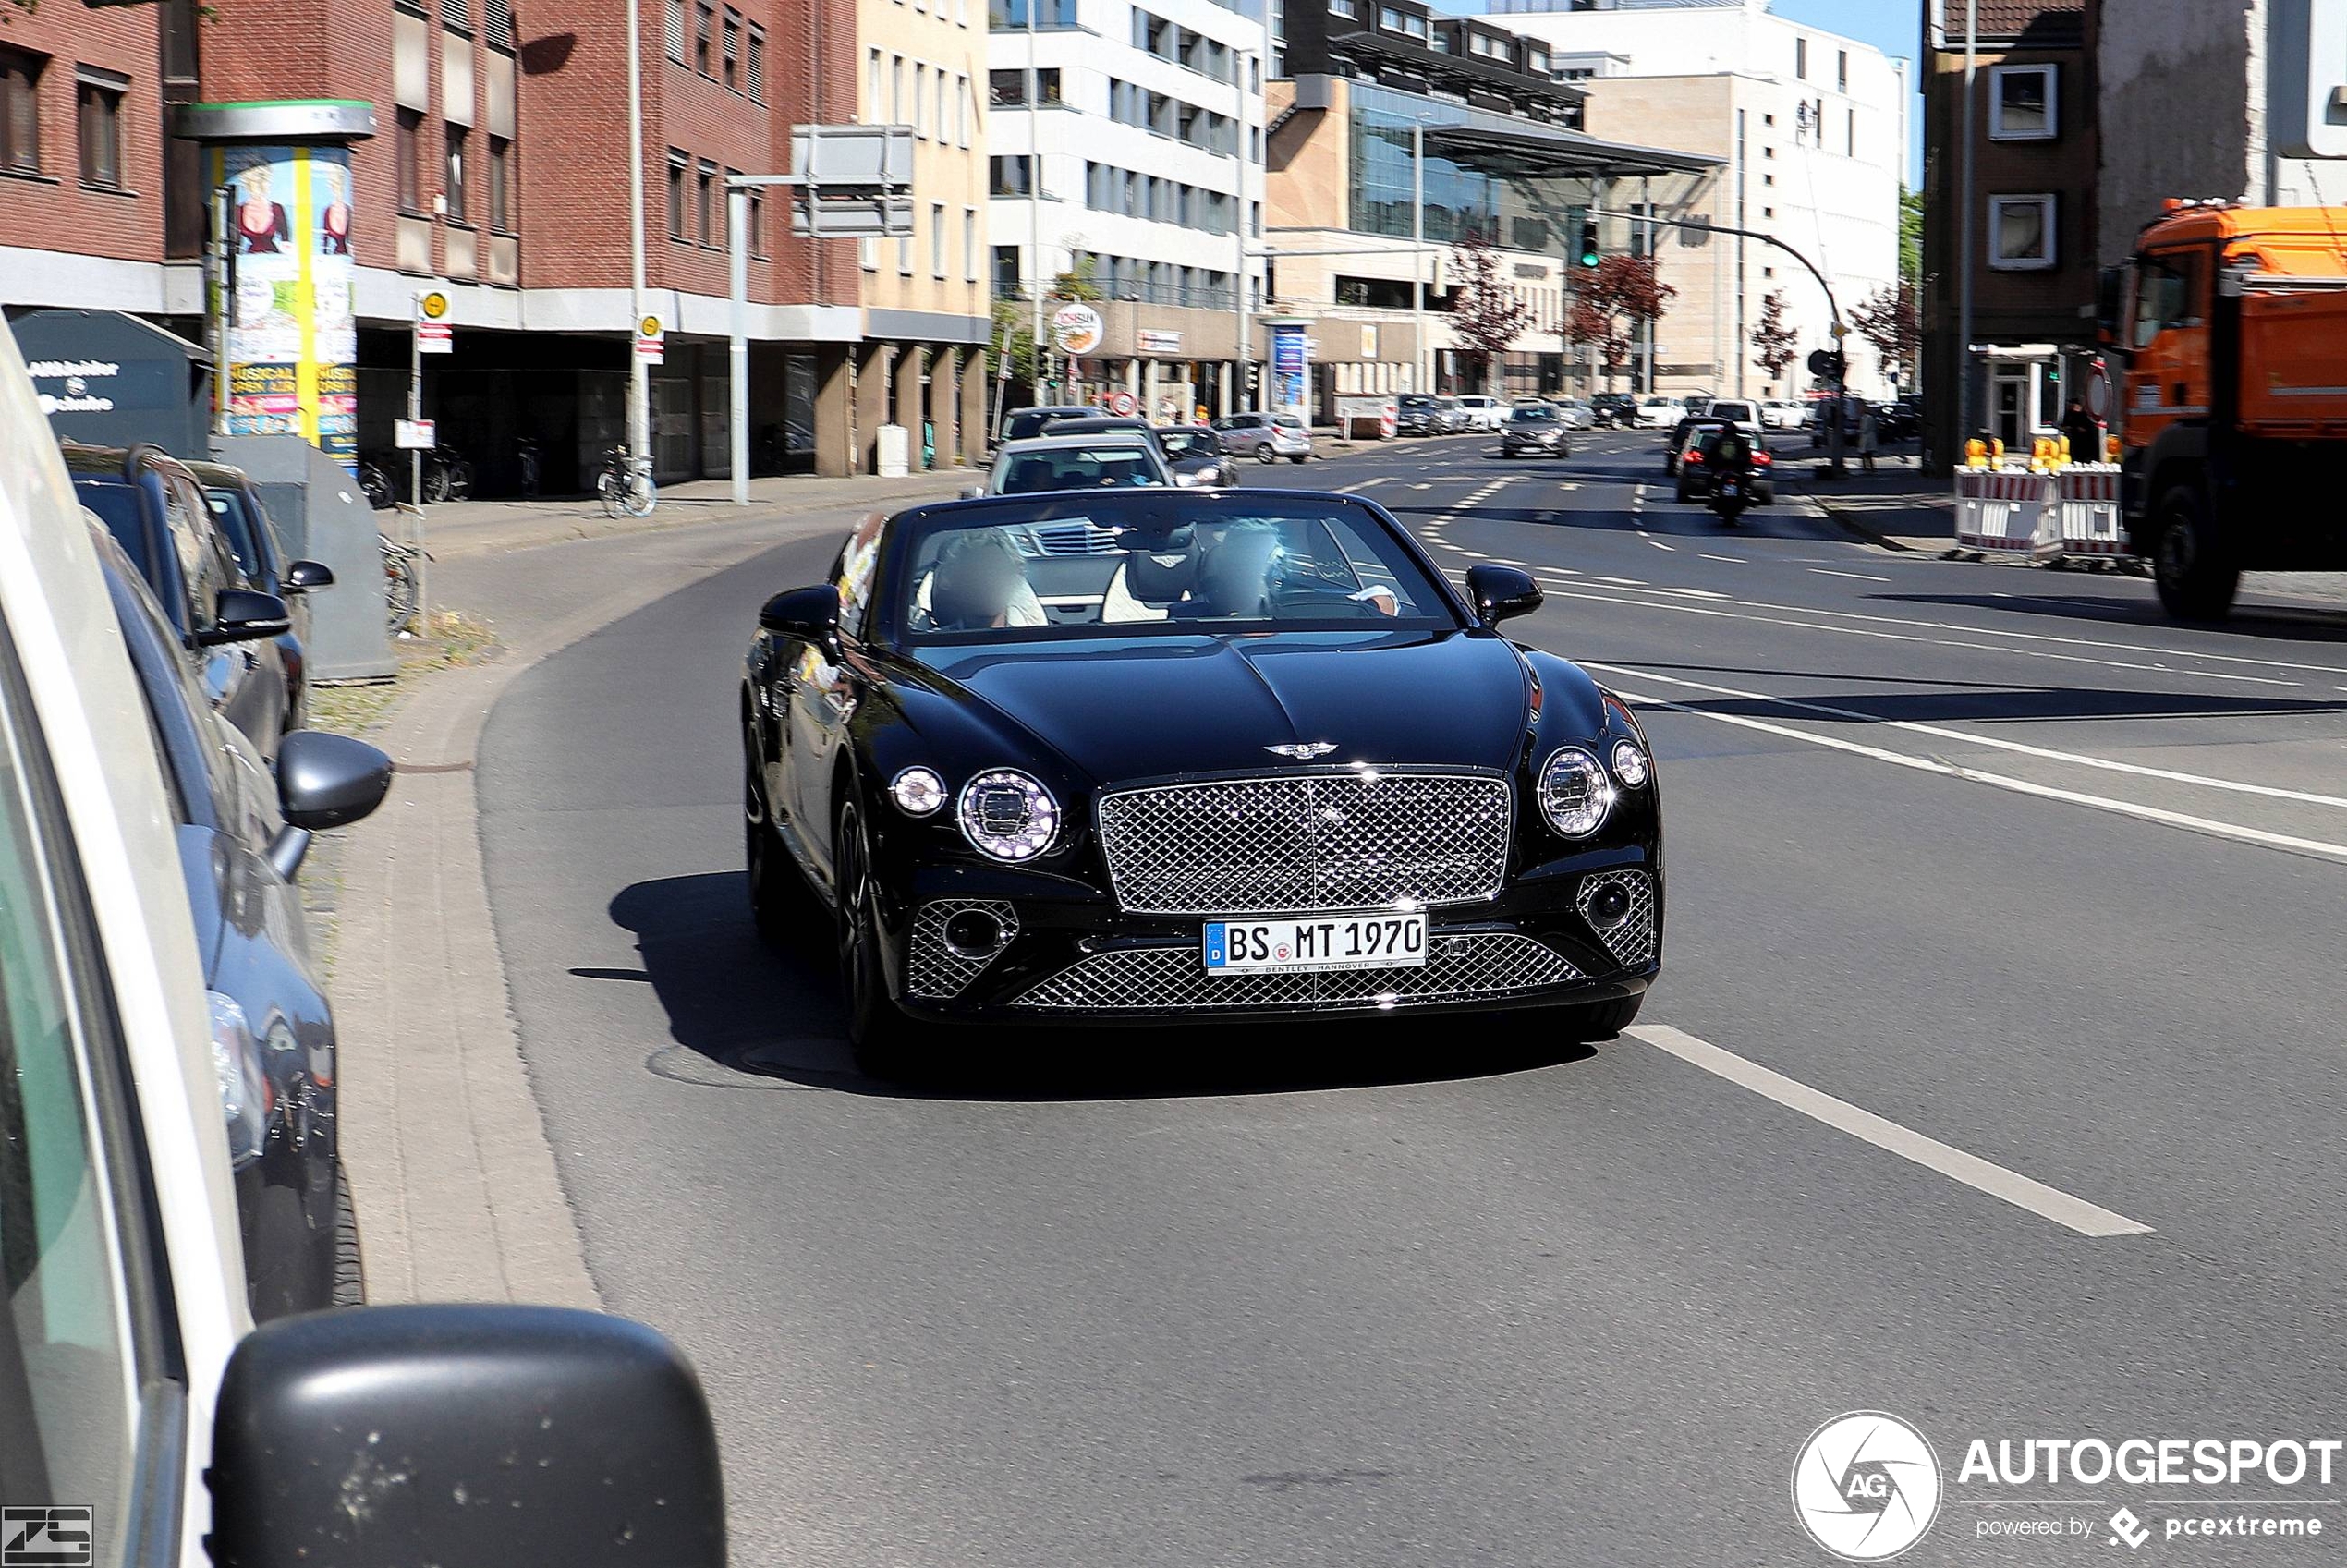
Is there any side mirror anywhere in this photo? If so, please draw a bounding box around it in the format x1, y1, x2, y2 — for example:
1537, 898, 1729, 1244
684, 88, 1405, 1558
285, 558, 335, 593
271, 729, 394, 877
1465, 563, 1542, 626
759, 583, 842, 645
195, 588, 292, 646
210, 1304, 727, 1568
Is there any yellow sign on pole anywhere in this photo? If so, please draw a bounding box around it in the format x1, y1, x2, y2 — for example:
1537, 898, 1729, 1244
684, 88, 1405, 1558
639, 315, 662, 339
420, 291, 450, 321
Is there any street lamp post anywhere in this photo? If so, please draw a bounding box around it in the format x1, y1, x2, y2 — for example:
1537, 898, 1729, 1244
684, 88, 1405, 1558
1028, 0, 1046, 402
626, 0, 650, 473
1957, 0, 1977, 461
1234, 51, 1253, 415
1411, 115, 1429, 395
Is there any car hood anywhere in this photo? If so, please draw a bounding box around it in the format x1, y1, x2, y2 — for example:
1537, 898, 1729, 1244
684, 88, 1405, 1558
913, 628, 1536, 784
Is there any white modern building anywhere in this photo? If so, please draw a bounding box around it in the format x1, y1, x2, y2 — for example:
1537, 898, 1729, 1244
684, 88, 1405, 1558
987, 0, 1271, 413
1487, 0, 1908, 399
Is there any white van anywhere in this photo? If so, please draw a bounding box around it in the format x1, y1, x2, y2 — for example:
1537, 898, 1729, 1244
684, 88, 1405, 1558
1454, 394, 1506, 432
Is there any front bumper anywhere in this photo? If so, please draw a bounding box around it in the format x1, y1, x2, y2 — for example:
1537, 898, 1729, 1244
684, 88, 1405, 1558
879, 856, 1661, 1025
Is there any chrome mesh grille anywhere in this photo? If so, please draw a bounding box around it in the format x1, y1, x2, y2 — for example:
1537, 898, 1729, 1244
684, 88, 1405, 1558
1011, 933, 1579, 1011
1096, 772, 1512, 915
1576, 870, 1658, 970
1026, 521, 1124, 555
906, 899, 1020, 999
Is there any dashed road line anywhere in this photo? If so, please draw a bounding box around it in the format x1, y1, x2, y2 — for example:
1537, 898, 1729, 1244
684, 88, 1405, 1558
1811, 567, 1891, 583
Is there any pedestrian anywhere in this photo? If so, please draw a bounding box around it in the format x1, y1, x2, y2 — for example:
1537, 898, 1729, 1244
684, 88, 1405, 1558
1858, 403, 1879, 473
2060, 398, 2099, 464
1193, 401, 1209, 426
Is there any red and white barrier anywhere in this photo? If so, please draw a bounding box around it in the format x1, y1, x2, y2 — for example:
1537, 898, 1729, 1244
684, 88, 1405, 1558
1955, 468, 2057, 556
2053, 465, 2127, 556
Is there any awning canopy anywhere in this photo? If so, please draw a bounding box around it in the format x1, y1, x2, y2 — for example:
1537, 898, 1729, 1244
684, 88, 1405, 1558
1424, 121, 1720, 182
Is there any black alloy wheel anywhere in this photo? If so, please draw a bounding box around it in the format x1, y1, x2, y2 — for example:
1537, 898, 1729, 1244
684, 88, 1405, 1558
833, 801, 921, 1080
2152, 485, 2241, 620
745, 726, 812, 948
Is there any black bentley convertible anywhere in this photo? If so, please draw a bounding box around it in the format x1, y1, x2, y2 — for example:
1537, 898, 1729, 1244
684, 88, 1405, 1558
741, 489, 1663, 1076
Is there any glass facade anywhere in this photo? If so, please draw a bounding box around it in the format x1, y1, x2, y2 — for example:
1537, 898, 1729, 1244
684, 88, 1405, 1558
1347, 84, 1603, 250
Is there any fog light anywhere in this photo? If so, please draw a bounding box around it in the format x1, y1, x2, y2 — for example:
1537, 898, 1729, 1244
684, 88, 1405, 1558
942, 908, 1007, 959
1586, 883, 1634, 930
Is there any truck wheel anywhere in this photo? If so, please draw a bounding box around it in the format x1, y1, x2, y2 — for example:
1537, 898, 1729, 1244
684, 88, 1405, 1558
2151, 485, 2240, 621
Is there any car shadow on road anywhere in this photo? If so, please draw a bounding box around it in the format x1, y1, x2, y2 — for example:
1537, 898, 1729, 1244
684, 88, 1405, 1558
607, 871, 1600, 1102
1874, 591, 2347, 644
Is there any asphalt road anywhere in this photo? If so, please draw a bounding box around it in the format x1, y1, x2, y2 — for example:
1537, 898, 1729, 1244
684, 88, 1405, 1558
465, 429, 2347, 1566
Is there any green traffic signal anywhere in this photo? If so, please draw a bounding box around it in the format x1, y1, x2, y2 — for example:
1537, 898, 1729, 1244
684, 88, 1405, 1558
1577, 223, 1601, 268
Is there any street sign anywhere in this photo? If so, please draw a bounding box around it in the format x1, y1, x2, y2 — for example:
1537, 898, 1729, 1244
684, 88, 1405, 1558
1051, 303, 1104, 356
1105, 390, 1138, 417
418, 322, 454, 354
395, 419, 436, 449
1137, 330, 1182, 356
417, 290, 449, 322
634, 314, 665, 366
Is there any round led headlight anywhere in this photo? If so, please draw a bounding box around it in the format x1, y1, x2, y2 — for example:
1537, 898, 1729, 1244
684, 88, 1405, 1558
957, 770, 1060, 861
1611, 739, 1650, 788
890, 766, 947, 817
1538, 746, 1614, 838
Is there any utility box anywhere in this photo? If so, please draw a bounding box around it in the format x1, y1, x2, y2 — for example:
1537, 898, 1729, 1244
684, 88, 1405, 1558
876, 423, 911, 478
10, 308, 212, 457
212, 435, 394, 683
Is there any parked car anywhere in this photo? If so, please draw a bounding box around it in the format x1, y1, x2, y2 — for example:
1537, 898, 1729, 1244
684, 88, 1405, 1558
741, 489, 1663, 1078
1636, 395, 1683, 429
1, 317, 731, 1568
1550, 398, 1596, 431
1589, 392, 1638, 428
1454, 394, 1506, 431
982, 433, 1173, 496
189, 458, 335, 732
1396, 394, 1468, 435
66, 441, 299, 761
1212, 410, 1316, 463
1000, 404, 1099, 444
1154, 424, 1237, 487
1809, 395, 1865, 445
1760, 399, 1807, 431
1663, 415, 1732, 477
96, 521, 390, 1320
1674, 425, 1778, 504
1703, 398, 1764, 435
1501, 401, 1573, 457
1873, 398, 1923, 443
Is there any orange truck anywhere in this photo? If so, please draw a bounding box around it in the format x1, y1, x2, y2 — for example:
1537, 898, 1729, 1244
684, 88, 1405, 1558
2100, 201, 2347, 617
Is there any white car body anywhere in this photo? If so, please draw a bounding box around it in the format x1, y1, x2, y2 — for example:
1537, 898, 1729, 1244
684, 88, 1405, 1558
1454, 395, 1505, 432
1636, 396, 1682, 429
0, 318, 248, 1565
983, 432, 1173, 495
1760, 400, 1806, 430
1704, 399, 1765, 436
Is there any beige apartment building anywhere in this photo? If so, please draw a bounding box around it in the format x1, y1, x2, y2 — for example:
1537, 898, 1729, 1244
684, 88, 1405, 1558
857, 0, 994, 464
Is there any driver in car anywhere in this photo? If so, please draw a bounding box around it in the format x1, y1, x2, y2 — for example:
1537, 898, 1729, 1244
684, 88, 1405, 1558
927, 531, 1034, 630
1176, 522, 1283, 619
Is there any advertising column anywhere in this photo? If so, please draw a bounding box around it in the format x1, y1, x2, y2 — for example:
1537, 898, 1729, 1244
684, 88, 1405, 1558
1265, 319, 1310, 421
213, 143, 359, 469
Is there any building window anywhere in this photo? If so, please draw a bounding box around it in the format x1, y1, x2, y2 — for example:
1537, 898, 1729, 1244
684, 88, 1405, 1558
722, 9, 739, 91
989, 153, 1033, 196
749, 188, 766, 255
697, 158, 716, 244
666, 149, 687, 238
75, 68, 124, 189
964, 207, 978, 279
444, 123, 468, 221
1330, 0, 1357, 17
695, 1, 714, 76
1794, 35, 1806, 79
915, 63, 928, 136
861, 236, 879, 271
993, 244, 1020, 294
1989, 64, 2057, 140
1836, 49, 1847, 91
0, 47, 39, 176
897, 227, 913, 275
1989, 193, 2056, 270
931, 201, 946, 275
665, 0, 686, 62
487, 133, 517, 231
892, 55, 905, 120
1526, 44, 1549, 74
747, 28, 765, 101
396, 108, 424, 213
1378, 6, 1425, 39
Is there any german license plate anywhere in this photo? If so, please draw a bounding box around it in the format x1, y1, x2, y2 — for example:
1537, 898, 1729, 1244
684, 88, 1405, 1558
1202, 913, 1429, 975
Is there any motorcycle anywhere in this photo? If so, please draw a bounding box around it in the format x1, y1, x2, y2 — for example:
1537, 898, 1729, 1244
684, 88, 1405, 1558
1705, 441, 1757, 527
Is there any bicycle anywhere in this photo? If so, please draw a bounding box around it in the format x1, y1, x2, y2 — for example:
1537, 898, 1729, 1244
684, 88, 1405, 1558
596, 445, 657, 519
380, 531, 425, 635
422, 444, 473, 504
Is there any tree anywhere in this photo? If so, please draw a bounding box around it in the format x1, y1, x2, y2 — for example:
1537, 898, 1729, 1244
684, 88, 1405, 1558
1565, 255, 1675, 388
1898, 187, 1924, 291
1751, 289, 1799, 388
1445, 231, 1534, 390
1850, 279, 1920, 390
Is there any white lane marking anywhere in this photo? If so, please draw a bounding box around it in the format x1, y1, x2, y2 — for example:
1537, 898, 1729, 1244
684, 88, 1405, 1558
1662, 587, 1728, 600
1702, 553, 1744, 565
1357, 476, 1390, 489
1627, 1026, 2154, 1239
1811, 567, 1891, 582
1536, 583, 2301, 687
1587, 662, 2347, 812
1605, 680, 2347, 867
1594, 577, 1648, 588
1412, 482, 1432, 491
1648, 538, 1678, 551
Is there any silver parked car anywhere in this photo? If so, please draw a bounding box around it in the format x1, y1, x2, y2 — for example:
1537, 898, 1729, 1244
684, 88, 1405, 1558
1212, 410, 1316, 463
981, 433, 1174, 496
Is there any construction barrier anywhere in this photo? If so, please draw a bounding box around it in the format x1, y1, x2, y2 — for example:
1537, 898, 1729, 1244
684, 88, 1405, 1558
2052, 465, 2127, 557
1955, 468, 2057, 556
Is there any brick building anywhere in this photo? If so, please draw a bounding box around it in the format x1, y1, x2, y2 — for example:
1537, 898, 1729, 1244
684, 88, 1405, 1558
2, 0, 990, 485
1920, 0, 2098, 468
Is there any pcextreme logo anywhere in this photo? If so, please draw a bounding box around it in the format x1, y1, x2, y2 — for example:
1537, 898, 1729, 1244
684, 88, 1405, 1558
1792, 1411, 1945, 1561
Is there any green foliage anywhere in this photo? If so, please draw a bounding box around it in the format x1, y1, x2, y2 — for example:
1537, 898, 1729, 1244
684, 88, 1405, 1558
1899, 187, 1923, 289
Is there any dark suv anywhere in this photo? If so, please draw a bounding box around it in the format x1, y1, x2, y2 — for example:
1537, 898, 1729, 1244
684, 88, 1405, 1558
1589, 392, 1637, 429
65, 442, 301, 760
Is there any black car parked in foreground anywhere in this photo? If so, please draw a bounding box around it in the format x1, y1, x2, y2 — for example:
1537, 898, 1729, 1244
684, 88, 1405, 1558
96, 523, 394, 1319
742, 489, 1663, 1078
67, 442, 322, 760
191, 456, 335, 730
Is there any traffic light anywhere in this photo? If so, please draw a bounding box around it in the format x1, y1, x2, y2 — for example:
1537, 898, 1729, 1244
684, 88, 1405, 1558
1577, 222, 1601, 269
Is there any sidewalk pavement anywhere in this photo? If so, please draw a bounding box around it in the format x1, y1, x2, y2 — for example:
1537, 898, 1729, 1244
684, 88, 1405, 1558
1781, 448, 1956, 553
403, 467, 980, 561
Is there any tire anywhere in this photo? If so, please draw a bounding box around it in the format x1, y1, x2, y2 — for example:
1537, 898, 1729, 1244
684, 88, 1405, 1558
1289, 454, 1308, 465
332, 1160, 365, 1308
623, 474, 658, 518
446, 461, 473, 501
1257, 445, 1279, 465
834, 802, 923, 1081
745, 737, 812, 949
2151, 484, 2240, 620
423, 464, 453, 504
381, 541, 420, 635
1554, 993, 1644, 1042
597, 472, 624, 519
1674, 482, 1692, 504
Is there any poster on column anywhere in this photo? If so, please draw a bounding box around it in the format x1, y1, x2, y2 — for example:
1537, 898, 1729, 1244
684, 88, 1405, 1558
216, 144, 359, 469
1269, 323, 1310, 419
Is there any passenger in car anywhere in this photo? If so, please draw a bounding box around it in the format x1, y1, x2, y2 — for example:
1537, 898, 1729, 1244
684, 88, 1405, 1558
923, 532, 1045, 629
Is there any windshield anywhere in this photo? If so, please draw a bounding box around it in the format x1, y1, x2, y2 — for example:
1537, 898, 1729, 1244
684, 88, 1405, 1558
890, 494, 1456, 645
1159, 431, 1215, 459
203, 487, 265, 581
1003, 407, 1088, 442
1510, 406, 1560, 423
992, 444, 1167, 494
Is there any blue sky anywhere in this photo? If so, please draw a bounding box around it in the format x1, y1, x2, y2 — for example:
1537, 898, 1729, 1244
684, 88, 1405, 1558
1768, 0, 1926, 186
